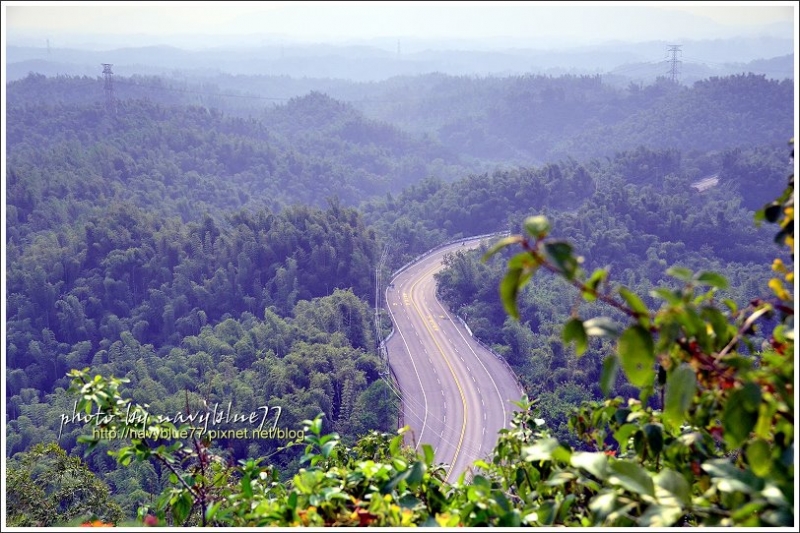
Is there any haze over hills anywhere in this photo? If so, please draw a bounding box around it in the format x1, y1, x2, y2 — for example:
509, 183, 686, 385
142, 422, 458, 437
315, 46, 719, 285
3, 2, 798, 527
6, 34, 794, 83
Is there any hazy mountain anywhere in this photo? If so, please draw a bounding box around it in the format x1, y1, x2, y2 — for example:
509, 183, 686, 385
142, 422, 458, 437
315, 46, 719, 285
5, 34, 793, 83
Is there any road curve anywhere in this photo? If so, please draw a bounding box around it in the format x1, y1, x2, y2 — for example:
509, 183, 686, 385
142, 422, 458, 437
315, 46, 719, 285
385, 237, 525, 482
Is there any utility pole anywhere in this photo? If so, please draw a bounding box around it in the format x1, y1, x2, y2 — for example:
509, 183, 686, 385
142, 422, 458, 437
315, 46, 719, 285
46, 38, 51, 55
666, 44, 681, 83
101, 63, 116, 114
375, 244, 389, 367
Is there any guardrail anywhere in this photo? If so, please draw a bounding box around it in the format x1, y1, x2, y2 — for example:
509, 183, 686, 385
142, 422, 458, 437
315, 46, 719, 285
378, 231, 505, 359
387, 231, 506, 282
458, 316, 525, 396
378, 231, 526, 427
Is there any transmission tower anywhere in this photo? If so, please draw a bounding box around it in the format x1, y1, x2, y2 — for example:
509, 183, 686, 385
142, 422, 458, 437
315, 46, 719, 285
666, 45, 682, 83
101, 63, 116, 114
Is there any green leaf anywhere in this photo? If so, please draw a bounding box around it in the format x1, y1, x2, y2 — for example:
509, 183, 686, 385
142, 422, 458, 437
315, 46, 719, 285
583, 317, 620, 338
666, 266, 693, 282
472, 474, 490, 487
498, 510, 521, 527
493, 491, 511, 512
241, 473, 253, 498
389, 434, 402, 457
745, 439, 772, 478
381, 468, 411, 494
663, 364, 697, 428
588, 492, 618, 521
619, 287, 651, 327
701, 307, 734, 348
675, 307, 708, 341
722, 402, 758, 449
608, 460, 655, 497
536, 500, 557, 525
320, 439, 337, 459
467, 483, 489, 502
570, 452, 609, 480
650, 287, 681, 305
523, 215, 550, 239
722, 382, 761, 448
551, 445, 573, 464
643, 424, 664, 456
702, 459, 763, 494
582, 268, 608, 302
172, 491, 192, 525
695, 271, 729, 290
754, 402, 777, 439
617, 325, 655, 388
398, 494, 422, 510
421, 443, 434, 465
613, 423, 637, 453
761, 482, 789, 507
205, 501, 222, 522
600, 354, 619, 397
305, 417, 322, 436
557, 494, 577, 522
732, 501, 767, 523
655, 468, 690, 507
482, 235, 524, 261
500, 267, 525, 320
522, 438, 560, 462
543, 241, 579, 279
392, 457, 408, 472
738, 382, 763, 411
406, 460, 426, 486
638, 504, 684, 527
562, 318, 588, 356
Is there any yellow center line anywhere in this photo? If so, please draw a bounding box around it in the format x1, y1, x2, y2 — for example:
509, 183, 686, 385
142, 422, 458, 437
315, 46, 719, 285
409, 262, 467, 483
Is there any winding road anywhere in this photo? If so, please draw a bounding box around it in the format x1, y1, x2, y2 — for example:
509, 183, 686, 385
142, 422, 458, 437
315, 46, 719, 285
385, 237, 524, 482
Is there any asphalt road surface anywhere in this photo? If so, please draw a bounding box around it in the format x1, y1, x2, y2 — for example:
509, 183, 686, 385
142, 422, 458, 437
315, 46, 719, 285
385, 237, 525, 482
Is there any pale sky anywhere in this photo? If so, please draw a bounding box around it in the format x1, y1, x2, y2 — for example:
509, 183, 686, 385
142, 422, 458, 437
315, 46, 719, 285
2, 1, 797, 47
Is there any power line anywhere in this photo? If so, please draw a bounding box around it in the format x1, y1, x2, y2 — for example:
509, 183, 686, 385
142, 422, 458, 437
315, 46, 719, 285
113, 78, 293, 102
606, 58, 668, 76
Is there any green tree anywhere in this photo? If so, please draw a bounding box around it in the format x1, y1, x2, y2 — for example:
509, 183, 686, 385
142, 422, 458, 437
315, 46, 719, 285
480, 143, 793, 525
61, 147, 792, 526
6, 442, 124, 526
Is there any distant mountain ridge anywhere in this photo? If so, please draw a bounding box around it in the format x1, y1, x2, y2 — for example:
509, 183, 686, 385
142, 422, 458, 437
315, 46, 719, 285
5, 35, 793, 82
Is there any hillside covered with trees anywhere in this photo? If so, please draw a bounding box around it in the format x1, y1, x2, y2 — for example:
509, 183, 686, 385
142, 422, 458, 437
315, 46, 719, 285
4, 68, 795, 525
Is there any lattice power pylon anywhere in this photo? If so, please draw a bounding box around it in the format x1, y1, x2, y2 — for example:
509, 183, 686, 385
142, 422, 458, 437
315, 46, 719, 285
666, 45, 682, 83
102, 63, 116, 114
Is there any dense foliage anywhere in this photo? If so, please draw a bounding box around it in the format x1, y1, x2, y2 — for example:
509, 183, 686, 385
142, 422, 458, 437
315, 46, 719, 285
46, 144, 793, 526
4, 69, 793, 523
6, 183, 397, 513
7, 70, 792, 168
352, 73, 794, 165
5, 88, 463, 216
6, 442, 124, 527
433, 145, 790, 441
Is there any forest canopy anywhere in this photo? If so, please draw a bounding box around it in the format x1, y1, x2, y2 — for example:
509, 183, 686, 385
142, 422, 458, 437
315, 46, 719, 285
4, 68, 794, 525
